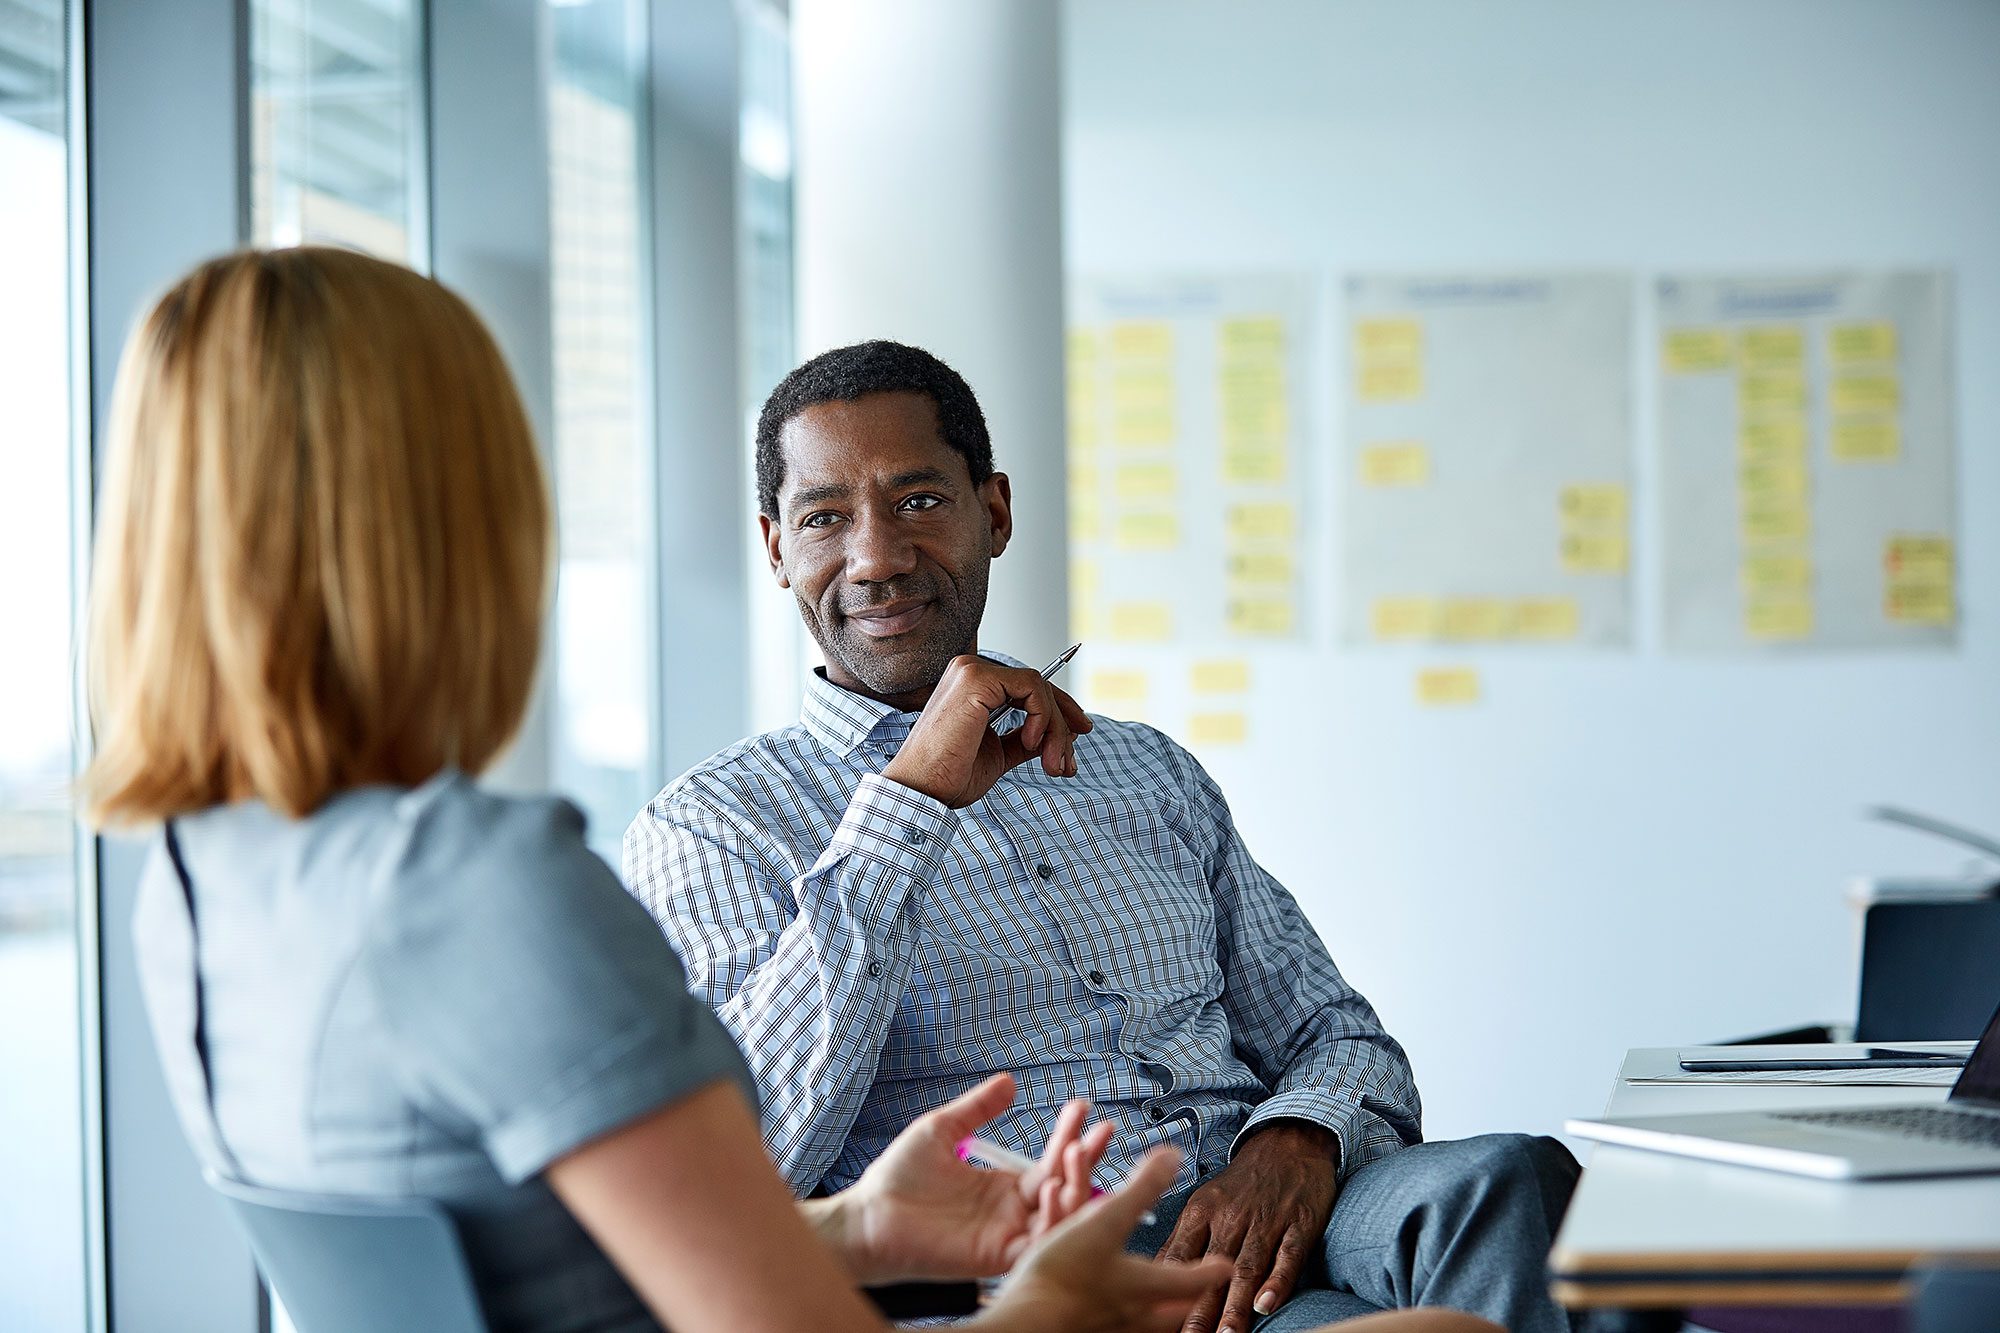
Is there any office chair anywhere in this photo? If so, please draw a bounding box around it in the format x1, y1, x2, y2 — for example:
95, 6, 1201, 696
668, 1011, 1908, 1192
205, 1171, 490, 1333
1912, 1263, 2000, 1333
1730, 896, 2000, 1046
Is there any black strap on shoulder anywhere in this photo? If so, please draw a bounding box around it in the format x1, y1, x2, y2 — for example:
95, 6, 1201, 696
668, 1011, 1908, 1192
162, 820, 219, 1109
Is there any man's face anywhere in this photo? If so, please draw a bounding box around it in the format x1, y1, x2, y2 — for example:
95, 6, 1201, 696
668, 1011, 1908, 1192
761, 391, 1012, 708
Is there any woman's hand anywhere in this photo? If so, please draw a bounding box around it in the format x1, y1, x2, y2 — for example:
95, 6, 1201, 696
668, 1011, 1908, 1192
825, 1073, 1112, 1284
975, 1148, 1231, 1333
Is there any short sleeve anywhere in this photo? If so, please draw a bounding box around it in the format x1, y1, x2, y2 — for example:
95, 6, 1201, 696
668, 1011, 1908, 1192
359, 782, 755, 1185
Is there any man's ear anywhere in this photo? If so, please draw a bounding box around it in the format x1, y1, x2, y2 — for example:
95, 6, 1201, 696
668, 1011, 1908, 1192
982, 472, 1014, 558
758, 513, 791, 589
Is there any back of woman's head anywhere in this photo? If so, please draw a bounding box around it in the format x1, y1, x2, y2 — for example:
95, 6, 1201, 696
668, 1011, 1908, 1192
83, 247, 550, 827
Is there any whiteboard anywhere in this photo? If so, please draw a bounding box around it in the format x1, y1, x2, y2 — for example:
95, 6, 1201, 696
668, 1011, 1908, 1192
1065, 0, 2000, 1146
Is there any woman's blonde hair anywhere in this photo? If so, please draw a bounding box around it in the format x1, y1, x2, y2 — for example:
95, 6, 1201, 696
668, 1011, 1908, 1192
83, 247, 550, 826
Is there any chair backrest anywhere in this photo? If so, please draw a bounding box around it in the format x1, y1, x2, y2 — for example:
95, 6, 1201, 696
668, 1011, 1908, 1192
1913, 1262, 2000, 1333
205, 1171, 489, 1333
1853, 898, 2000, 1042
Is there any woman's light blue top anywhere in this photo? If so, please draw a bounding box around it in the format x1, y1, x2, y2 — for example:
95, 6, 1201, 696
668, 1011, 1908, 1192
133, 770, 755, 1331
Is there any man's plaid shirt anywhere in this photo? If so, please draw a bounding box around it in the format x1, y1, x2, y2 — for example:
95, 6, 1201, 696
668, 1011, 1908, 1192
623, 654, 1422, 1197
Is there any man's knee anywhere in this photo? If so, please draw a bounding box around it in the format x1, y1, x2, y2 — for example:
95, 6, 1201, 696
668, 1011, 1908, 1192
1420, 1133, 1580, 1234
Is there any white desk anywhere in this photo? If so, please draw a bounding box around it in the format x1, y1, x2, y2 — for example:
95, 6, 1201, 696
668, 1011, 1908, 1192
1550, 1045, 2000, 1309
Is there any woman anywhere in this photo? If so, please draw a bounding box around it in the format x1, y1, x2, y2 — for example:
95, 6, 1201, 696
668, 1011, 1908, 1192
84, 248, 1498, 1333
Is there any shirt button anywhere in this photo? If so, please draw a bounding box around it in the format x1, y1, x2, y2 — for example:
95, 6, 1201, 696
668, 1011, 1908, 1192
1035, 863, 1055, 880
1088, 969, 1106, 986
910, 831, 928, 847
867, 960, 884, 978
1145, 1105, 1166, 1124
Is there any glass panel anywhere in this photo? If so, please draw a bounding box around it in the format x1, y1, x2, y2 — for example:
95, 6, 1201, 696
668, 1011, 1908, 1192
739, 1, 808, 731
250, 0, 425, 260
0, 0, 86, 1327
547, 0, 655, 857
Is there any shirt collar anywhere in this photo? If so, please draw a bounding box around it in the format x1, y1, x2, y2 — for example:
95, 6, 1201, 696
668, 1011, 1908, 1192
800, 649, 1028, 757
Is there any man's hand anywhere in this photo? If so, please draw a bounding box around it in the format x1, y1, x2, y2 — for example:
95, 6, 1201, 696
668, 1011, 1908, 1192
826, 1073, 1114, 1284
882, 654, 1093, 809
1154, 1121, 1339, 1333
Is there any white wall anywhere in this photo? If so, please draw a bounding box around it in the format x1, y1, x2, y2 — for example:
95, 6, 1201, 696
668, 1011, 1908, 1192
1063, 0, 2000, 1141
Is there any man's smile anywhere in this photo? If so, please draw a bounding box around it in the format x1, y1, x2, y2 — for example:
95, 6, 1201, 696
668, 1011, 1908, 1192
843, 596, 934, 638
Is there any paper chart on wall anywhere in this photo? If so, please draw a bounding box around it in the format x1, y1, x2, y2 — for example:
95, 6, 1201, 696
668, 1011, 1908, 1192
1340, 273, 1635, 648
1655, 271, 1955, 652
1067, 274, 1316, 656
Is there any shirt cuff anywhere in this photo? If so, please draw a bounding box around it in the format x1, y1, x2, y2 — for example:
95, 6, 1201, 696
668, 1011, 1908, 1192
814, 773, 960, 879
1233, 1091, 1408, 1182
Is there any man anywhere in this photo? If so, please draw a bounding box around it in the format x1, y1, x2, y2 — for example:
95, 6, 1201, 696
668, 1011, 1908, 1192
625, 340, 1579, 1332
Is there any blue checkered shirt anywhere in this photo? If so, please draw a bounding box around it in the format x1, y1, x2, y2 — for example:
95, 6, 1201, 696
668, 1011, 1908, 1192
622, 654, 1422, 1197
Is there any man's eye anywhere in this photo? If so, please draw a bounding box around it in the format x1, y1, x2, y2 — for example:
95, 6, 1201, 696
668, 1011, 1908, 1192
801, 511, 842, 529
900, 494, 944, 513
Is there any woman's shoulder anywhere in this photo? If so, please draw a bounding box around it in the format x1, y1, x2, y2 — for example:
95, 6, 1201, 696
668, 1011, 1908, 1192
366, 771, 628, 938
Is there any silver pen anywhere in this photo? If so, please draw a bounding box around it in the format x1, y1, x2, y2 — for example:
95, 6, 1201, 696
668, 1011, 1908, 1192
987, 642, 1083, 726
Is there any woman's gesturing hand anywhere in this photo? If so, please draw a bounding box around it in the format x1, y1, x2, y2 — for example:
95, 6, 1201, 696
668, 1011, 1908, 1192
978, 1147, 1231, 1333
831, 1073, 1113, 1283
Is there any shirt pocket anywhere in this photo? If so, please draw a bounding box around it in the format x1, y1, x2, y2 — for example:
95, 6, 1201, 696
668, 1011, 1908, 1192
1055, 840, 1224, 1012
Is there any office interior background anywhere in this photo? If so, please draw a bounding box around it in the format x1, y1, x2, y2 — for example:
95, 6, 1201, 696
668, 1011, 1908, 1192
3, 0, 1997, 1327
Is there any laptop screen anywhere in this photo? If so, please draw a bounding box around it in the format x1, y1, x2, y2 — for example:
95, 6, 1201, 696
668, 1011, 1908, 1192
1953, 1001, 2000, 1106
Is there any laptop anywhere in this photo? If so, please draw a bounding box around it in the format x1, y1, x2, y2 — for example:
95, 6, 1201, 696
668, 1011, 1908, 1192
1567, 1003, 2000, 1180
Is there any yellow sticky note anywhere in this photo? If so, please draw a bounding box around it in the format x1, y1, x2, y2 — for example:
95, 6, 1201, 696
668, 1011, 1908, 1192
1832, 416, 1901, 462
1514, 597, 1580, 641
1108, 603, 1172, 643
1069, 559, 1101, 600
1088, 669, 1149, 703
1069, 495, 1103, 542
1113, 461, 1176, 501
1222, 444, 1288, 485
1832, 374, 1899, 415
1739, 498, 1810, 543
1228, 597, 1296, 637
1220, 316, 1285, 361
1886, 583, 1954, 625
1741, 553, 1812, 592
1415, 667, 1480, 707
1359, 442, 1432, 487
1109, 321, 1172, 361
1886, 535, 1953, 584
1114, 510, 1180, 552
1739, 415, 1808, 463
1111, 368, 1174, 413
1220, 360, 1286, 399
1371, 597, 1440, 642
1560, 484, 1628, 526
1440, 598, 1514, 641
1191, 659, 1251, 695
1069, 602, 1100, 640
1830, 322, 1897, 364
1111, 368, 1175, 445
1746, 598, 1814, 640
1067, 407, 1101, 448
1663, 329, 1733, 373
1560, 533, 1629, 575
1739, 371, 1807, 413
1738, 461, 1809, 499
1227, 550, 1296, 584
1220, 393, 1289, 443
1068, 460, 1101, 495
1188, 711, 1249, 746
1738, 325, 1805, 368
1067, 328, 1101, 368
1357, 360, 1424, 403
1227, 502, 1296, 543
1354, 318, 1423, 362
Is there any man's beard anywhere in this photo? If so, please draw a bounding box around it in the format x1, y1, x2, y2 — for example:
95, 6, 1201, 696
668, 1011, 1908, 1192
803, 564, 989, 702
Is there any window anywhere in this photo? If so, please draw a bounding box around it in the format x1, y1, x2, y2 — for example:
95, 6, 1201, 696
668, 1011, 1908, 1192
547, 0, 655, 856
249, 0, 426, 260
0, 0, 86, 1326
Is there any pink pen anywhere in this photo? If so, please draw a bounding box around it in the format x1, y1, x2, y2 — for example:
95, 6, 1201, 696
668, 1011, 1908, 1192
956, 1134, 1157, 1226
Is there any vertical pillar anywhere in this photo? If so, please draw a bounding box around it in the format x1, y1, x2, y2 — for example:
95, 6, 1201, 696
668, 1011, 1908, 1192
790, 0, 1068, 664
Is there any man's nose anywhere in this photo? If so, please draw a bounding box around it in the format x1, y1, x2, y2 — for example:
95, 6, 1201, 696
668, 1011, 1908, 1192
844, 507, 919, 583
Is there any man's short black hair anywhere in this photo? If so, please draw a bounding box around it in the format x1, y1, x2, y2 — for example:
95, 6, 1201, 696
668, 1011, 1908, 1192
755, 340, 993, 519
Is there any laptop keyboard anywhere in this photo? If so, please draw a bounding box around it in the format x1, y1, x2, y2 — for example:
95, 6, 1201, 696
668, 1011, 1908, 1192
1775, 1105, 2000, 1149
